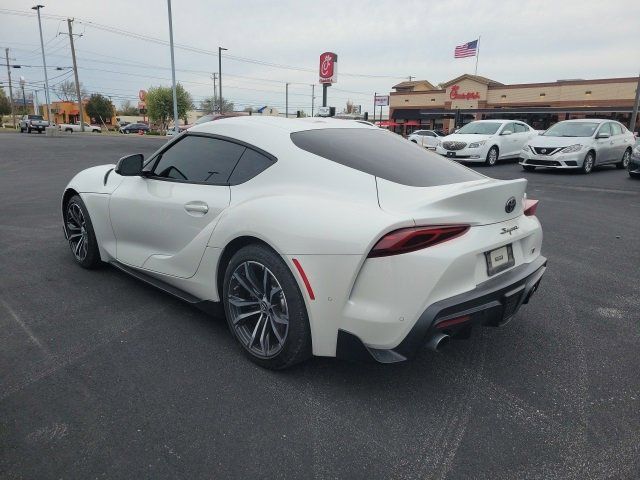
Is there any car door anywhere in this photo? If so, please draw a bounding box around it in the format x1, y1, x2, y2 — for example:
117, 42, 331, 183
498, 122, 517, 158
595, 123, 614, 162
512, 123, 530, 152
109, 134, 245, 278
609, 122, 625, 162
423, 131, 438, 149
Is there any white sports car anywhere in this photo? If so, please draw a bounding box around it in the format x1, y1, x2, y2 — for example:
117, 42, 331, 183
62, 116, 546, 369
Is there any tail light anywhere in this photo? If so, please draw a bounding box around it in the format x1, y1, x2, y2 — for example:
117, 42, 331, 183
524, 199, 539, 216
368, 225, 469, 258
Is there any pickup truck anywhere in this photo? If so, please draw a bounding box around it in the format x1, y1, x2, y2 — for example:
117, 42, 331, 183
59, 122, 103, 133
19, 115, 51, 133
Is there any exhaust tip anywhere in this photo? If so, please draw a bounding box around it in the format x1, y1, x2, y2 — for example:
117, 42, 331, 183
426, 333, 450, 352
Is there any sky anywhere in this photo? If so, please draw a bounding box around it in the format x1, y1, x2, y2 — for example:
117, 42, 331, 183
1, 0, 639, 116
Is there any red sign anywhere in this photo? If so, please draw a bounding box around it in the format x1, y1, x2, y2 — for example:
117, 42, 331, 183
319, 52, 338, 84
449, 85, 480, 100
139, 90, 147, 102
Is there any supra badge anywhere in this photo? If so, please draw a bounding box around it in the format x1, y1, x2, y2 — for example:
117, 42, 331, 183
501, 225, 519, 236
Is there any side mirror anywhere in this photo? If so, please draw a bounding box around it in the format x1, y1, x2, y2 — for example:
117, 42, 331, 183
501, 130, 513, 136
596, 132, 610, 139
115, 154, 144, 176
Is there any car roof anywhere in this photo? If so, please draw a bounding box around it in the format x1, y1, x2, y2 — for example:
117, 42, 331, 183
557, 118, 609, 124
188, 115, 378, 135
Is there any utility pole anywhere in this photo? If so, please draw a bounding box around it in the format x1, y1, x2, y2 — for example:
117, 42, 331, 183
373, 92, 377, 124
212, 72, 218, 110
285, 83, 289, 118
34, 89, 39, 115
5, 48, 16, 127
408, 76, 414, 82
218, 46, 227, 114
630, 72, 640, 134
32, 5, 52, 126
20, 77, 27, 115
311, 84, 315, 117
67, 18, 85, 131
166, 0, 179, 133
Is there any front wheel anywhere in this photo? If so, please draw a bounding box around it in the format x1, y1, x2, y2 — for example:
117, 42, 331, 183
617, 149, 631, 169
485, 146, 499, 166
65, 128, 73, 133
64, 195, 102, 269
522, 165, 536, 172
581, 151, 595, 174
223, 244, 312, 369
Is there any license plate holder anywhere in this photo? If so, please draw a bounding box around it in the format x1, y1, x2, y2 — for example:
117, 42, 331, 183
446, 151, 456, 158
485, 244, 515, 276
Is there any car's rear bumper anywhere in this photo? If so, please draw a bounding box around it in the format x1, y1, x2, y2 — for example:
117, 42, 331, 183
336, 255, 547, 363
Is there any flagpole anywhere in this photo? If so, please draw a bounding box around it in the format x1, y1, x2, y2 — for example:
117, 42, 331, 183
474, 36, 481, 75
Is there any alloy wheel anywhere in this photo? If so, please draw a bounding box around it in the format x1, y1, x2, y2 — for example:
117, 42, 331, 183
227, 261, 289, 358
66, 203, 89, 261
488, 148, 497, 165
584, 154, 594, 173
622, 150, 630, 168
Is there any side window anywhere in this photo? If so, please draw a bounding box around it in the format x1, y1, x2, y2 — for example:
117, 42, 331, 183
152, 135, 245, 184
425, 131, 436, 137
501, 122, 515, 134
598, 123, 612, 137
513, 123, 527, 133
228, 148, 275, 185
610, 123, 622, 136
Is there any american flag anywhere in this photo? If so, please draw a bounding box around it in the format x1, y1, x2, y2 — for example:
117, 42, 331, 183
454, 39, 478, 58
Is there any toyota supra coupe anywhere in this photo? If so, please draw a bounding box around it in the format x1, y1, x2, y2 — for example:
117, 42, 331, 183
62, 116, 546, 369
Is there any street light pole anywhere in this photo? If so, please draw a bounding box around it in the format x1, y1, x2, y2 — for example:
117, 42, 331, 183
32, 5, 52, 126
218, 46, 227, 114
166, 0, 179, 133
285, 83, 289, 118
311, 84, 315, 117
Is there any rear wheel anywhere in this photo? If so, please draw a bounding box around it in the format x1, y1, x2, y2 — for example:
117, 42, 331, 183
617, 148, 631, 169
65, 128, 73, 133
64, 195, 102, 269
522, 165, 536, 172
485, 146, 499, 166
581, 151, 595, 174
223, 244, 312, 369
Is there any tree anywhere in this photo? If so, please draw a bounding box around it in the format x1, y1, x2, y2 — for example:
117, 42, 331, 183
117, 100, 139, 116
85, 94, 114, 124
0, 88, 11, 116
53, 80, 87, 101
200, 95, 234, 114
146, 84, 193, 131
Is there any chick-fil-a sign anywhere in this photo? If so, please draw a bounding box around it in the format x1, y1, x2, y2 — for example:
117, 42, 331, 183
449, 85, 480, 100
319, 52, 338, 84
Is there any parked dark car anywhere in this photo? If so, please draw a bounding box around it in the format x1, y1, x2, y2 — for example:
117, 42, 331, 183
629, 138, 640, 179
120, 123, 150, 134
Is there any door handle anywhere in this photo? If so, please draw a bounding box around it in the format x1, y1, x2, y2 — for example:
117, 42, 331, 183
184, 201, 209, 215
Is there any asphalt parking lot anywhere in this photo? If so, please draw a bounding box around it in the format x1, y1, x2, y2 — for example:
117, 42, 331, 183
1, 132, 639, 479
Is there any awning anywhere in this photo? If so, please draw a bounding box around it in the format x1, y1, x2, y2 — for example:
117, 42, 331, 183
69, 110, 79, 115
376, 121, 400, 127
405, 120, 419, 126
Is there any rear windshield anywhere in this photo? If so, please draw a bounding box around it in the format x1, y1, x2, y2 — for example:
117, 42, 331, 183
28, 115, 44, 120
290, 128, 483, 187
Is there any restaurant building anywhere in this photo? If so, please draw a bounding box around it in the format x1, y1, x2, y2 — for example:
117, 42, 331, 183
388, 74, 639, 136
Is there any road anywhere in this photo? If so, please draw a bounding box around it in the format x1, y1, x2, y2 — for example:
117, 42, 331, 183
1, 133, 639, 479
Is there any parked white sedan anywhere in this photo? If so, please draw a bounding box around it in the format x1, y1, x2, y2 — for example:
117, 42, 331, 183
61, 116, 546, 369
407, 129, 443, 149
436, 120, 537, 166
520, 119, 635, 174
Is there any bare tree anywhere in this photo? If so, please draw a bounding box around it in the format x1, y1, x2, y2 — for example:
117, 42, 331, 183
53, 80, 87, 102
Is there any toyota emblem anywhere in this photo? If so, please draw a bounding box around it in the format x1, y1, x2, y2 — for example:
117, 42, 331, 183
505, 197, 517, 213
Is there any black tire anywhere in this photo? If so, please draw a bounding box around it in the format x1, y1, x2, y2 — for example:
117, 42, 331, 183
485, 146, 499, 166
65, 128, 73, 133
27, 127, 31, 133
522, 165, 536, 172
581, 151, 595, 174
222, 244, 312, 369
617, 148, 631, 169
64, 195, 102, 269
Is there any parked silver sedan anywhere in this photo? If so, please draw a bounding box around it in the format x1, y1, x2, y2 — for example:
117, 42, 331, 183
520, 119, 635, 174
